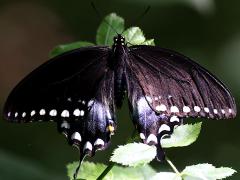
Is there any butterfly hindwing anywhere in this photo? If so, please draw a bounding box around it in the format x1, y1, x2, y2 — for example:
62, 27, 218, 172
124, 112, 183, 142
128, 45, 236, 120
125, 65, 181, 161
65, 69, 116, 155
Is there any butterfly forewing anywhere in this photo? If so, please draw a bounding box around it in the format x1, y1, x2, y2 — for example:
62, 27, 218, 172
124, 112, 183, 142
4, 46, 110, 122
128, 45, 236, 119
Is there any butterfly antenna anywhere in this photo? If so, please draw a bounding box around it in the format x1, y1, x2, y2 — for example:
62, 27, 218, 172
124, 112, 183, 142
120, 6, 150, 35
134, 6, 150, 26
73, 152, 86, 180
91, 2, 119, 34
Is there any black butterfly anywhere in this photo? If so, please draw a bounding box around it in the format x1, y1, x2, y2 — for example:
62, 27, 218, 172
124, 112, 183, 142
3, 34, 236, 177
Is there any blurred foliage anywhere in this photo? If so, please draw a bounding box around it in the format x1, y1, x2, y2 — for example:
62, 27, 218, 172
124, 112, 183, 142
0, 0, 239, 180
0, 150, 64, 180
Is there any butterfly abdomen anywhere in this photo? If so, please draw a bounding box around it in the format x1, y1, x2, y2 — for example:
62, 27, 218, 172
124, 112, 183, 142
113, 55, 127, 108
114, 71, 127, 108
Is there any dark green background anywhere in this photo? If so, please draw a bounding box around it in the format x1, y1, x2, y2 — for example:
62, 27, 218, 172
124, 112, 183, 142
0, 0, 239, 179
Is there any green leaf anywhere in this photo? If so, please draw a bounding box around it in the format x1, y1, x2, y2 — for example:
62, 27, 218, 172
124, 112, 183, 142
122, 27, 155, 46
122, 27, 146, 45
161, 122, 202, 148
152, 172, 182, 180
110, 143, 156, 167
112, 164, 156, 180
96, 13, 124, 46
49, 41, 95, 58
182, 163, 236, 180
67, 161, 108, 180
67, 161, 156, 180
141, 39, 155, 45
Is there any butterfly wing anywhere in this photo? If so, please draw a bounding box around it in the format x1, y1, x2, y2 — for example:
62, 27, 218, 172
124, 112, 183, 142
125, 45, 236, 160
128, 45, 236, 119
3, 46, 116, 155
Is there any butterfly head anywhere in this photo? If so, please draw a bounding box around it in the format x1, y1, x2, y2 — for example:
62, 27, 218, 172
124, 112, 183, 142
113, 34, 125, 46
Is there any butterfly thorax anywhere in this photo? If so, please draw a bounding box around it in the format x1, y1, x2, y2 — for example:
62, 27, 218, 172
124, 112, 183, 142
110, 34, 128, 108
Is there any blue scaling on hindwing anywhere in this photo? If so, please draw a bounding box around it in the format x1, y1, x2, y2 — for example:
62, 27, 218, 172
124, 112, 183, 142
131, 96, 181, 161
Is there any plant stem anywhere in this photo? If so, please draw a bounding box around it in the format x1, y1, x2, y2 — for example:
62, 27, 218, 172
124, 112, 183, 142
97, 130, 136, 180
96, 162, 115, 180
166, 157, 181, 175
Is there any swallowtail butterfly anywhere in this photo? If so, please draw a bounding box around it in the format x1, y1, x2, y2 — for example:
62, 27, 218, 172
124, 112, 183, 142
3, 34, 236, 177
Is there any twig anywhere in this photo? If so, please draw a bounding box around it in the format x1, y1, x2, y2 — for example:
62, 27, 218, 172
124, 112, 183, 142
166, 157, 181, 176
96, 162, 115, 180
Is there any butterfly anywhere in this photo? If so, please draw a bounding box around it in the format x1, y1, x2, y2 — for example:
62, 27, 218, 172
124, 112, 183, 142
3, 34, 236, 178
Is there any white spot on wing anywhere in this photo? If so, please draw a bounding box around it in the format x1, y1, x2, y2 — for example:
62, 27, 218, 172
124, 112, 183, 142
22, 112, 26, 118
170, 116, 179, 123
73, 109, 81, 116
170, 106, 179, 113
7, 112, 11, 117
84, 141, 93, 151
156, 104, 167, 112
229, 109, 232, 113
146, 134, 158, 144
61, 110, 70, 117
80, 110, 85, 116
30, 110, 36, 116
14, 112, 18, 117
221, 109, 225, 114
140, 133, 146, 140
49, 109, 57, 116
194, 106, 201, 112
94, 138, 104, 146
213, 109, 218, 114
39, 109, 46, 116
158, 124, 171, 133
204, 107, 209, 113
71, 132, 81, 141
183, 106, 190, 113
